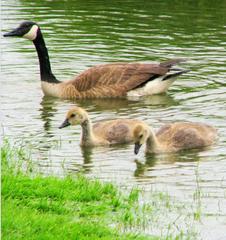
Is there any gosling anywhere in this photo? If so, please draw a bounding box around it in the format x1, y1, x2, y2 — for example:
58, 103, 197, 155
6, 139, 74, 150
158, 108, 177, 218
133, 122, 217, 154
59, 107, 149, 147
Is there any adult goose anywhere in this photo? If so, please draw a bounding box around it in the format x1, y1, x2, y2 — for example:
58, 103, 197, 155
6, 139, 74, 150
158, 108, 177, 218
59, 106, 149, 146
133, 122, 217, 154
4, 21, 189, 99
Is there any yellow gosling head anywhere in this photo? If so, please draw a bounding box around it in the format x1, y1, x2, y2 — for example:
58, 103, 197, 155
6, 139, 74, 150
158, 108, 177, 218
133, 124, 149, 154
59, 107, 89, 129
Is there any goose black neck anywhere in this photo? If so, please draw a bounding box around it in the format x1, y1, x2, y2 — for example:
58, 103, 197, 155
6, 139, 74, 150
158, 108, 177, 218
33, 29, 60, 83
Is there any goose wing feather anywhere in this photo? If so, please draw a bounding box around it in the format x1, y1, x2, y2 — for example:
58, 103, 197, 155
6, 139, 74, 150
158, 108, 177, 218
69, 63, 168, 94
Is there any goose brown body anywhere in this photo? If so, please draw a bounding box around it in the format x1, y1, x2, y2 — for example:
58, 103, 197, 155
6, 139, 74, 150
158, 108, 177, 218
134, 122, 217, 154
4, 21, 189, 99
59, 106, 149, 146
42, 61, 183, 99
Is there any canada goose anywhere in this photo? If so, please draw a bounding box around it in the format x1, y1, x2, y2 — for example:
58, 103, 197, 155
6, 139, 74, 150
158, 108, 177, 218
4, 21, 189, 99
133, 122, 217, 154
59, 106, 149, 146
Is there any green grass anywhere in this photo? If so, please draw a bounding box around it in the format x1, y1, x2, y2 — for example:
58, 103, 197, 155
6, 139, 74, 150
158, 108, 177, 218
1, 140, 157, 240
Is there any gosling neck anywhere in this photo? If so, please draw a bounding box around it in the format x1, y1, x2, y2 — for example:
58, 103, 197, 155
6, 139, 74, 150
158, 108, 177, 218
80, 119, 97, 145
146, 128, 162, 153
32, 29, 60, 83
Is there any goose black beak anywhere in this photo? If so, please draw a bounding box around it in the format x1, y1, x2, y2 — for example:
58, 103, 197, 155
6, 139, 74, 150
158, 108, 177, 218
134, 142, 142, 155
59, 119, 70, 129
4, 27, 25, 37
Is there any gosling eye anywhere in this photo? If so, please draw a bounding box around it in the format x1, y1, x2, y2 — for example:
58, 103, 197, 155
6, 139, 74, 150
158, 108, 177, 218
139, 134, 143, 139
70, 113, 76, 118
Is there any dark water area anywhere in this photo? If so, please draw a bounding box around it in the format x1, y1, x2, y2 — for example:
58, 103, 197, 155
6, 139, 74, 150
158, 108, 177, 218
1, 0, 226, 239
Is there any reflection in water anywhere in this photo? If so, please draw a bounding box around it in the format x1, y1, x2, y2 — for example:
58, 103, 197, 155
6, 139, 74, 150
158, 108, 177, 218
134, 151, 201, 178
140, 94, 180, 109
73, 93, 179, 112
81, 146, 93, 173
134, 158, 156, 178
145, 150, 202, 164
39, 96, 58, 134
75, 98, 138, 112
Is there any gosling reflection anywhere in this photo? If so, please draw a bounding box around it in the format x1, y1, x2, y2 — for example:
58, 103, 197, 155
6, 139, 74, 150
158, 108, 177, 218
81, 146, 93, 173
134, 157, 157, 178
134, 151, 202, 178
66, 146, 94, 175
39, 96, 59, 135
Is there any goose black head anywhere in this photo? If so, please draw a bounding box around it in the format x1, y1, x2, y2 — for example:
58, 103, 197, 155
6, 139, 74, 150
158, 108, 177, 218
4, 21, 40, 40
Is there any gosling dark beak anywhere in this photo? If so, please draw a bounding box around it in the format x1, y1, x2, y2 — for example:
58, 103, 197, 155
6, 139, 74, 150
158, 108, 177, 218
134, 142, 142, 155
4, 27, 25, 37
59, 119, 70, 129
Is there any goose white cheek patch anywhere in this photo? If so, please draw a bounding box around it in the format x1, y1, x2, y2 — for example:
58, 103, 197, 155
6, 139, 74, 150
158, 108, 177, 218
23, 25, 39, 40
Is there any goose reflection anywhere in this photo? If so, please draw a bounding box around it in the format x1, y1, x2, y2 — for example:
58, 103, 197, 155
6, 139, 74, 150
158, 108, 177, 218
75, 93, 179, 113
130, 93, 179, 109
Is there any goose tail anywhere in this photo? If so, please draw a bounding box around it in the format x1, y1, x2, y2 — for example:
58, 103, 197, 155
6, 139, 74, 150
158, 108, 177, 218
162, 69, 190, 81
160, 58, 187, 68
160, 58, 189, 81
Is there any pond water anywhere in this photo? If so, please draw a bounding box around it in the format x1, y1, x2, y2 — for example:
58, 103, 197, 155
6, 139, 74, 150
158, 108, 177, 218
1, 0, 226, 239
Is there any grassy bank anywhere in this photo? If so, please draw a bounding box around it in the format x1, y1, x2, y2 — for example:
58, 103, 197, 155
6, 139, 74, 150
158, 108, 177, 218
1, 140, 157, 240
1, 139, 198, 240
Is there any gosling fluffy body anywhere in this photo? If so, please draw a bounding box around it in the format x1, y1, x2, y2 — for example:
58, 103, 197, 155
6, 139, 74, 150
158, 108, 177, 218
59, 107, 149, 146
133, 122, 217, 154
4, 21, 189, 99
